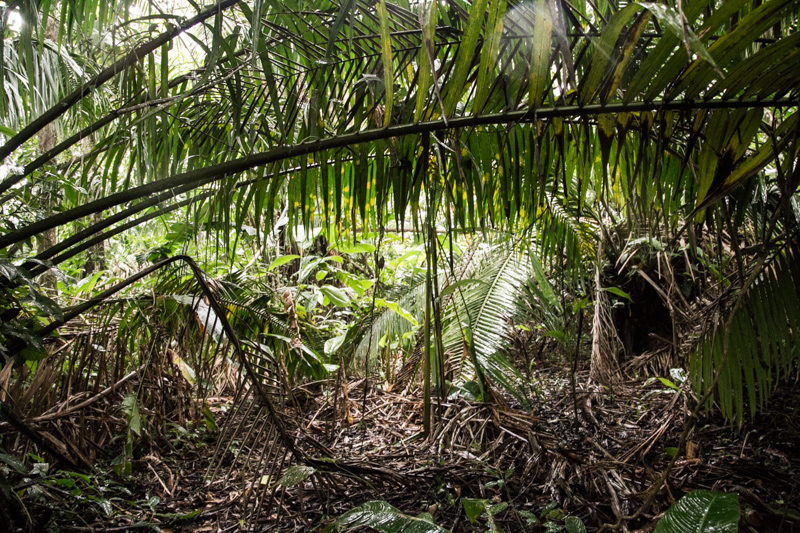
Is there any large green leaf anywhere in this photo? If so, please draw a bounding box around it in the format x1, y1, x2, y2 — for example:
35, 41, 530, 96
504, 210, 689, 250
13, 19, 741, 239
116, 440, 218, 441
320, 285, 351, 307
325, 500, 449, 533
527, 0, 553, 109
578, 4, 640, 104
473, 0, 506, 114
655, 490, 740, 533
565, 516, 587, 533
414, 0, 437, 122
268, 255, 301, 271
376, 0, 394, 126
442, 0, 489, 117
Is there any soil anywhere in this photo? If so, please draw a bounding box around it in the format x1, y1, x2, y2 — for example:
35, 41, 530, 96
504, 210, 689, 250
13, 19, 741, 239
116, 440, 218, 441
3, 368, 799, 532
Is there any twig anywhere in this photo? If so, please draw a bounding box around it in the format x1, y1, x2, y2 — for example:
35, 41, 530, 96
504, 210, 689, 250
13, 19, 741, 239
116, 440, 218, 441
31, 364, 147, 423
0, 399, 82, 471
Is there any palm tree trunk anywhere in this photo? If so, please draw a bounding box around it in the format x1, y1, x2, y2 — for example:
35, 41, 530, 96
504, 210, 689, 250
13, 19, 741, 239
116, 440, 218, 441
35, 17, 60, 290
422, 132, 432, 437
590, 239, 621, 385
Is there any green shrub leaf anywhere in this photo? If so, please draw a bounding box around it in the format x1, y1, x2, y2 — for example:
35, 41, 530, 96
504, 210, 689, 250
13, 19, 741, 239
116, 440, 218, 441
565, 515, 587, 533
655, 490, 739, 533
326, 500, 449, 532
268, 255, 300, 271
277, 465, 315, 487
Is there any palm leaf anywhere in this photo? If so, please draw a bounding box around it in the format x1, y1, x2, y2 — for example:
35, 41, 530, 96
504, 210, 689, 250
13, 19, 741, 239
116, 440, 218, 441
691, 241, 800, 422
442, 242, 531, 405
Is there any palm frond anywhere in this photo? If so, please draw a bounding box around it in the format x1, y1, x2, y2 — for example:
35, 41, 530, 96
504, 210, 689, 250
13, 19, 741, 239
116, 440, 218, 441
442, 242, 531, 405
691, 240, 800, 423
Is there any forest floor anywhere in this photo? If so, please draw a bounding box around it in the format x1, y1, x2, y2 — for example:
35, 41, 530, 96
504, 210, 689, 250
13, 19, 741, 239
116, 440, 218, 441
4, 367, 800, 532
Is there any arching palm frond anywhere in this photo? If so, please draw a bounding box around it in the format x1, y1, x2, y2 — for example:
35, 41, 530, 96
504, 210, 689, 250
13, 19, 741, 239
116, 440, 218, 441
0, 35, 91, 131
442, 242, 532, 406
691, 239, 800, 424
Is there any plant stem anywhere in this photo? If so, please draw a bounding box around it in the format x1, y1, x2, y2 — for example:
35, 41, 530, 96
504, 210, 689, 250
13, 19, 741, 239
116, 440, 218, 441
1, 98, 795, 252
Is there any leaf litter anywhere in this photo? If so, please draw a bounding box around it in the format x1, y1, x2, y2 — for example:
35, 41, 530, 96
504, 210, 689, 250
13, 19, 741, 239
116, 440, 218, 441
2, 363, 798, 532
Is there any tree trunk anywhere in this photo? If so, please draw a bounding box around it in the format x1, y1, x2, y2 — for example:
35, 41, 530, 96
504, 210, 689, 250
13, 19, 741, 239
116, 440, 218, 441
35, 18, 60, 291
590, 239, 621, 385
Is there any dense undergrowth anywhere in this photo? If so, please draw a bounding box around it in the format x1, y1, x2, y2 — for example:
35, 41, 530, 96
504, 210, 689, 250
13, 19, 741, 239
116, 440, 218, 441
2, 363, 799, 532
2, 0, 800, 531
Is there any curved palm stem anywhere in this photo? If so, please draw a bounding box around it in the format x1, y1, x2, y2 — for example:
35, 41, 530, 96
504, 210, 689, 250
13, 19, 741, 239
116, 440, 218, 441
1, 97, 795, 252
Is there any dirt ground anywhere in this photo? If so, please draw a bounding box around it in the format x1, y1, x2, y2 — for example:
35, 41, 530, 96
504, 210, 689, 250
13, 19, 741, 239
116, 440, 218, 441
3, 368, 800, 532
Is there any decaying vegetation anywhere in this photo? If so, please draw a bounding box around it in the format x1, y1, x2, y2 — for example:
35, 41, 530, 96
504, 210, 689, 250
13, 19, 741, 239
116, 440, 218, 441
1, 0, 799, 531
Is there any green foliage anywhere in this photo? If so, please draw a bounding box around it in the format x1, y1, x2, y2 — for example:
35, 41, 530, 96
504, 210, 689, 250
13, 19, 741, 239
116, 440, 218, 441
268, 255, 301, 271
276, 465, 316, 487
691, 243, 800, 422
0, 259, 65, 362
0, 0, 797, 467
325, 500, 448, 533
0, 453, 27, 475
565, 515, 588, 533
655, 490, 740, 533
442, 242, 531, 405
462, 498, 507, 531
